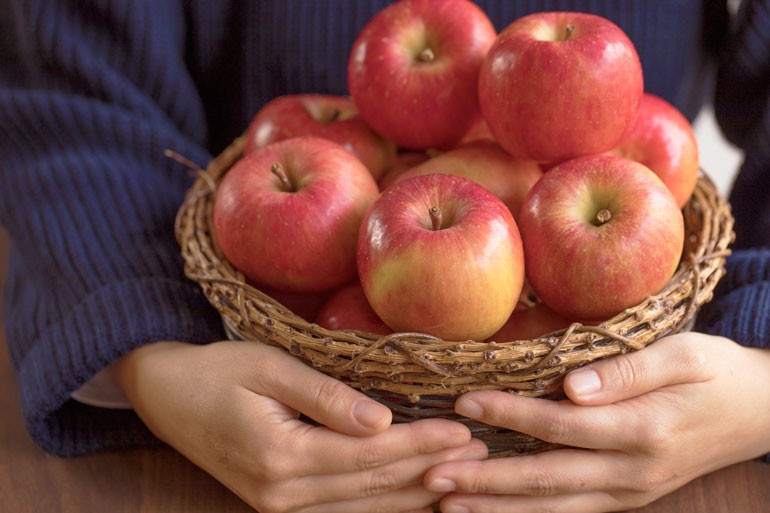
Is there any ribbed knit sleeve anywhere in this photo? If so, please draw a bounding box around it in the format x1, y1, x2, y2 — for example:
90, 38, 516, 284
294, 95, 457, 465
695, 0, 770, 350
0, 0, 731, 457
0, 1, 226, 455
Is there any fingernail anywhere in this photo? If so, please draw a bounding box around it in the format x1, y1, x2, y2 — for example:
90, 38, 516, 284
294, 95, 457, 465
444, 504, 470, 513
353, 400, 389, 429
569, 368, 602, 397
426, 477, 456, 492
455, 398, 483, 419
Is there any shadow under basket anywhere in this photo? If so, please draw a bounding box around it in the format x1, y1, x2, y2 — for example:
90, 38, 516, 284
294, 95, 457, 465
175, 135, 735, 457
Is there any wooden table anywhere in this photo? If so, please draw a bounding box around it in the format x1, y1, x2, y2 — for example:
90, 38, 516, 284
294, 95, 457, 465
1, 227, 769, 512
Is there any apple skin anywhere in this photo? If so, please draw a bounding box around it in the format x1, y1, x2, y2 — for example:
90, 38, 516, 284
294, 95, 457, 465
244, 94, 397, 181
488, 302, 572, 342
478, 11, 643, 163
387, 139, 543, 221
357, 173, 525, 341
213, 137, 380, 293
518, 155, 684, 322
256, 284, 331, 322
378, 151, 432, 191
459, 115, 495, 144
610, 93, 699, 207
347, 0, 497, 151
315, 281, 393, 335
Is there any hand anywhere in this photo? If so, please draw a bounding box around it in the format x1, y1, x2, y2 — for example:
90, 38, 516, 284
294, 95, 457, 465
424, 332, 770, 513
114, 340, 488, 513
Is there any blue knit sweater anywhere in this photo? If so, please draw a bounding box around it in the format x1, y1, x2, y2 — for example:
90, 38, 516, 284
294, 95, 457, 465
0, 0, 767, 457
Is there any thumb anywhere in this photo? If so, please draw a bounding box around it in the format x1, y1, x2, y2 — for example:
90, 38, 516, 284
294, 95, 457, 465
563, 333, 714, 406
255, 343, 392, 436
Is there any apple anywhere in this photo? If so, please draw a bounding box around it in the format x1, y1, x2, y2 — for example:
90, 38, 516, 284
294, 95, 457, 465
347, 0, 497, 151
243, 94, 397, 181
518, 155, 684, 321
378, 151, 432, 191
357, 173, 525, 341
459, 115, 495, 145
213, 137, 380, 293
387, 139, 543, 221
488, 302, 572, 342
315, 281, 392, 335
610, 92, 699, 207
478, 11, 643, 163
256, 284, 331, 322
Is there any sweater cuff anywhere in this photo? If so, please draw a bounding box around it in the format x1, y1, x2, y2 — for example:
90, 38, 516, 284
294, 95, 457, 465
694, 248, 770, 349
12, 276, 224, 456
694, 248, 770, 463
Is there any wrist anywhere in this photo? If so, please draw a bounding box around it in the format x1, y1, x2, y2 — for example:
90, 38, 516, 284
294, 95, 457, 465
112, 341, 188, 406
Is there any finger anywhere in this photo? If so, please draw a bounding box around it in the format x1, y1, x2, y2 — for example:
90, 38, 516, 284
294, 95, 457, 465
295, 439, 488, 505
299, 484, 445, 513
563, 333, 714, 405
425, 448, 624, 497
283, 418, 476, 476
439, 490, 625, 513
454, 391, 629, 450
246, 342, 392, 436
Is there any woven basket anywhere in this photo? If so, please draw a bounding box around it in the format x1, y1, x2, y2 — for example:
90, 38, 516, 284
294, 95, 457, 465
175, 135, 734, 456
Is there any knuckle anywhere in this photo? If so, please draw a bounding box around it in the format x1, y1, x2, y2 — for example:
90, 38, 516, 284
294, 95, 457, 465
533, 412, 573, 445
629, 467, 669, 494
255, 433, 299, 482
636, 420, 673, 455
262, 455, 294, 482
484, 400, 517, 427
677, 341, 711, 378
460, 464, 493, 494
249, 487, 291, 513
520, 467, 558, 496
363, 468, 401, 497
608, 353, 645, 391
312, 377, 353, 414
406, 420, 446, 454
356, 438, 389, 470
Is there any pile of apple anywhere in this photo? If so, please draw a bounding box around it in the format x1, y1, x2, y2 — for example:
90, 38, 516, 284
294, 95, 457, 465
213, 0, 698, 343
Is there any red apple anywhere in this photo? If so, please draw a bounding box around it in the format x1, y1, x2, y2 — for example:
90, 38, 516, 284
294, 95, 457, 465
213, 137, 380, 293
387, 139, 543, 221
315, 281, 392, 335
347, 0, 497, 151
357, 173, 525, 341
518, 155, 684, 321
378, 151, 432, 191
257, 284, 331, 322
459, 115, 495, 145
478, 11, 643, 163
610, 93, 699, 207
244, 94, 397, 181
488, 302, 572, 342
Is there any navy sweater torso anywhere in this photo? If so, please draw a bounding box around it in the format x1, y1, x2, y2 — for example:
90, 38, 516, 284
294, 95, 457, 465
0, 0, 768, 456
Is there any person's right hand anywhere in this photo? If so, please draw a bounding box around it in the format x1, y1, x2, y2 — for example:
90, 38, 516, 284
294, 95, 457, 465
113, 340, 487, 513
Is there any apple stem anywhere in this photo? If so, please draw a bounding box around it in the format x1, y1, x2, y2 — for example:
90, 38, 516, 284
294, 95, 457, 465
564, 24, 575, 40
429, 206, 443, 230
417, 47, 435, 63
328, 109, 340, 122
595, 208, 612, 225
270, 162, 293, 192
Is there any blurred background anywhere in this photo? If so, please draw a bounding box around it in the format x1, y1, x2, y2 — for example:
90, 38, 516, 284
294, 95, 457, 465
693, 105, 742, 197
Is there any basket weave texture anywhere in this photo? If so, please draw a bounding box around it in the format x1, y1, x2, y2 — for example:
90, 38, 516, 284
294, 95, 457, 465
175, 135, 734, 456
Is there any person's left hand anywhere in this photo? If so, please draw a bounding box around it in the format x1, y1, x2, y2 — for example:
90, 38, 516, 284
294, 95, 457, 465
423, 332, 770, 513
